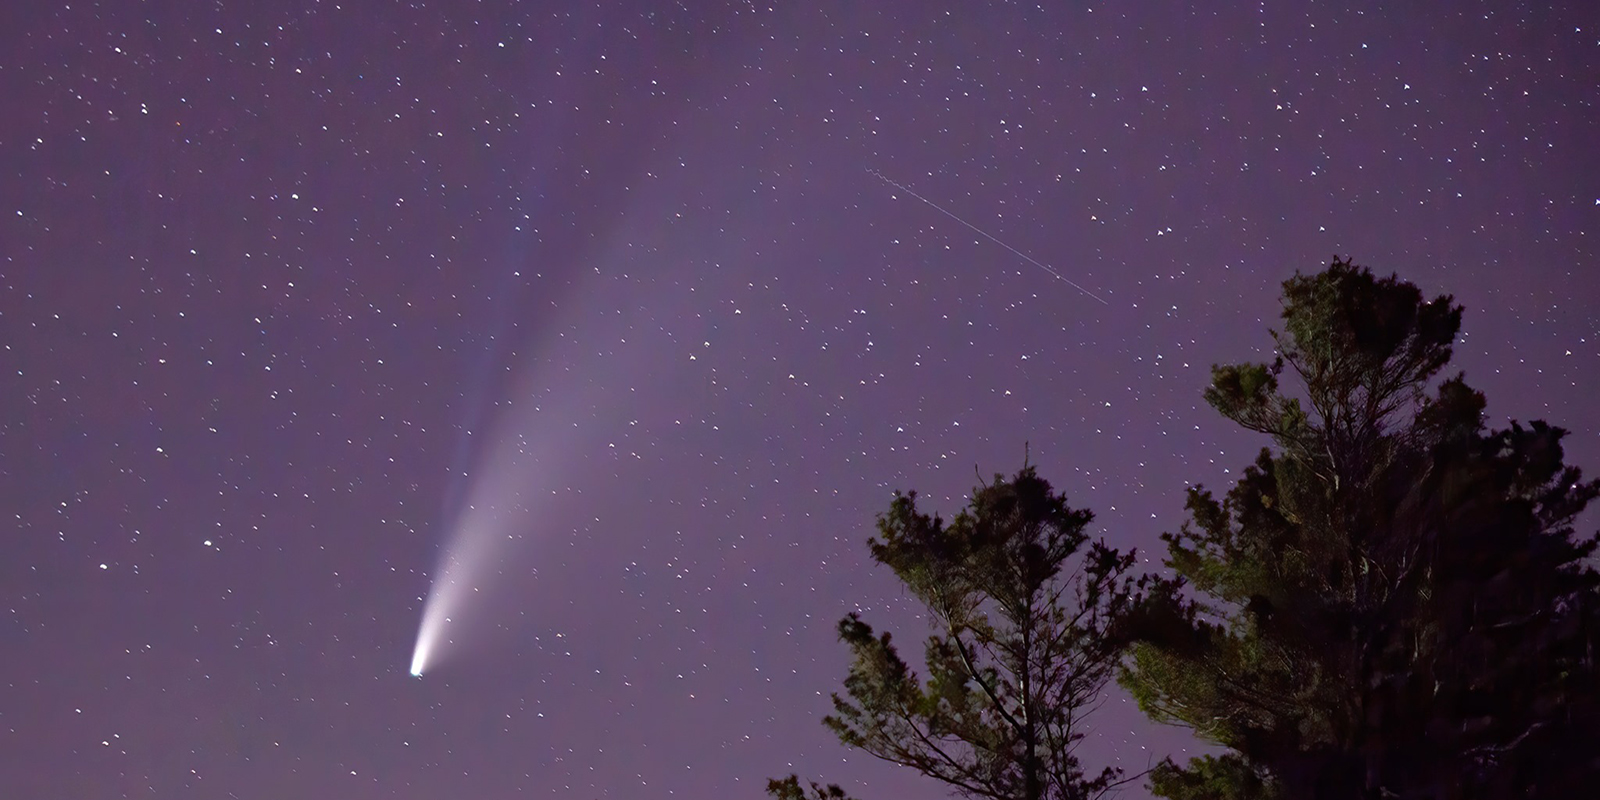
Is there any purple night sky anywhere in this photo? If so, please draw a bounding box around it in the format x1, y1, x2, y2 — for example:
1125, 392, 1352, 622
3, 2, 1596, 797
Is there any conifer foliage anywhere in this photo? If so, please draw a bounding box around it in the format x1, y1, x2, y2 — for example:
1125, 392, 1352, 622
1119, 259, 1600, 799
770, 467, 1143, 800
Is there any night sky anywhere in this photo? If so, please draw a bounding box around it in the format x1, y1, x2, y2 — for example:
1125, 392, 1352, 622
3, 2, 1597, 797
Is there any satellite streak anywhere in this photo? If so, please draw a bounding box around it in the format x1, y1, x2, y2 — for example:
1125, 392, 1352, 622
867, 169, 1110, 305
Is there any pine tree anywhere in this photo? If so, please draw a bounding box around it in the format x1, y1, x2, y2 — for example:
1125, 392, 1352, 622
1119, 258, 1600, 799
771, 466, 1144, 800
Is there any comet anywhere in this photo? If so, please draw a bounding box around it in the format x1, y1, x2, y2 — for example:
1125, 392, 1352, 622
407, 547, 468, 678
407, 489, 524, 679
407, 242, 663, 679
405, 354, 602, 678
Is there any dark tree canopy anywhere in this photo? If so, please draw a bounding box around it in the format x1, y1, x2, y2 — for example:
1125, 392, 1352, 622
771, 466, 1144, 800
1120, 258, 1600, 799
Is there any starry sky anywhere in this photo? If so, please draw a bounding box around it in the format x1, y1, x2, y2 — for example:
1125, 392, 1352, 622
3, 1, 1597, 797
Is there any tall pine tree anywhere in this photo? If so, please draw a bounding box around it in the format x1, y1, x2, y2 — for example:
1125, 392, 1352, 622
771, 466, 1143, 800
1120, 259, 1600, 799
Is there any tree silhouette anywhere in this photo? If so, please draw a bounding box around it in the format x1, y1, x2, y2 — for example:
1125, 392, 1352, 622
1120, 258, 1600, 799
771, 466, 1145, 800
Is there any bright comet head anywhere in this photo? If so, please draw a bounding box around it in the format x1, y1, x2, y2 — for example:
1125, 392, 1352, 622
409, 335, 606, 679
410, 513, 503, 679
408, 625, 431, 677
410, 571, 455, 679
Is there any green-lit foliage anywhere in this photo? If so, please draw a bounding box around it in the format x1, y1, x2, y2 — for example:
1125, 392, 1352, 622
1146, 755, 1274, 800
1120, 258, 1600, 799
772, 467, 1143, 800
766, 775, 859, 800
